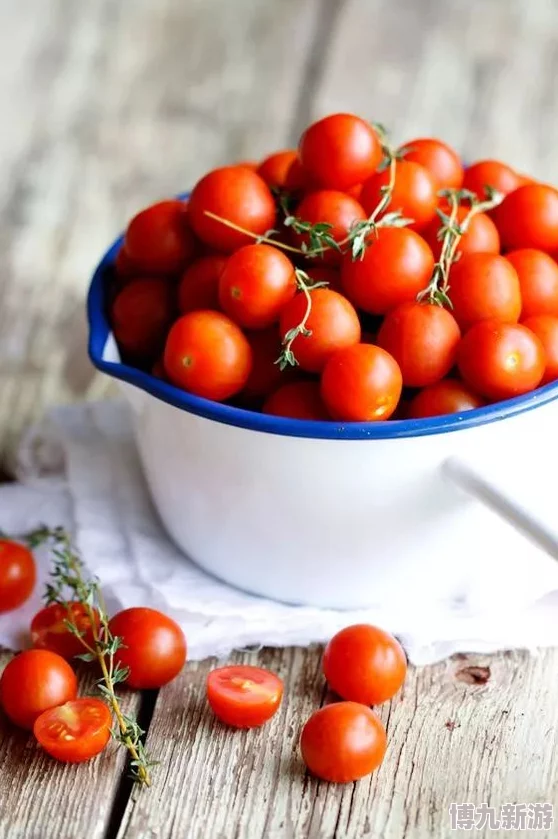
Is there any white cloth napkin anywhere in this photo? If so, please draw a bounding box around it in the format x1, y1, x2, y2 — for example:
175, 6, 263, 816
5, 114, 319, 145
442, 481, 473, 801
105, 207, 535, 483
2, 400, 558, 664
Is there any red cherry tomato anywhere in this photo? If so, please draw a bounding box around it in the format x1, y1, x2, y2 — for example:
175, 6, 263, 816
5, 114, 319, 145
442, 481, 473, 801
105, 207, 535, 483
164, 310, 252, 401
448, 253, 522, 331
256, 150, 307, 192
115, 245, 142, 280
521, 315, 558, 385
178, 255, 227, 314
243, 329, 285, 399
263, 381, 330, 420
463, 160, 522, 199
298, 114, 382, 190
219, 244, 296, 329
0, 539, 36, 613
34, 698, 111, 763
305, 265, 342, 293
0, 649, 77, 729
31, 602, 100, 661
457, 320, 545, 401
402, 138, 464, 189
109, 607, 187, 690
206, 665, 283, 728
408, 380, 485, 418
291, 190, 366, 265
300, 701, 387, 783
377, 302, 461, 387
360, 160, 438, 232
341, 227, 435, 315
321, 343, 402, 422
111, 278, 175, 361
124, 200, 195, 275
493, 184, 558, 252
323, 624, 407, 705
505, 249, 558, 318
188, 166, 276, 252
422, 206, 500, 260
279, 288, 361, 373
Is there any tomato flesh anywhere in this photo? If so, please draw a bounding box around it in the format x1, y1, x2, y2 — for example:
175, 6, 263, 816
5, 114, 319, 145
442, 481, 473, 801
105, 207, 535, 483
34, 698, 112, 763
207, 665, 283, 728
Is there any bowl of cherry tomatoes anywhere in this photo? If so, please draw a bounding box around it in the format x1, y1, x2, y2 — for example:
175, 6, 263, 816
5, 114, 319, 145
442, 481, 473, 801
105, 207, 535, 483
88, 113, 558, 610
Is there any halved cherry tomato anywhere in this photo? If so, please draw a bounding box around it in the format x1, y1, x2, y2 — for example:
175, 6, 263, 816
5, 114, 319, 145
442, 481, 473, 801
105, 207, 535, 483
263, 381, 330, 420
402, 137, 464, 190
31, 602, 100, 661
0, 649, 77, 729
109, 607, 187, 689
422, 206, 500, 260
124, 200, 195, 275
321, 343, 402, 422
256, 150, 307, 192
207, 665, 283, 728
178, 255, 227, 314
521, 315, 558, 385
505, 249, 558, 318
111, 278, 175, 361
0, 539, 36, 613
34, 698, 112, 763
360, 160, 438, 232
298, 114, 382, 190
448, 252, 522, 331
291, 190, 366, 265
408, 379, 485, 418
493, 184, 558, 252
462, 160, 522, 199
300, 701, 387, 783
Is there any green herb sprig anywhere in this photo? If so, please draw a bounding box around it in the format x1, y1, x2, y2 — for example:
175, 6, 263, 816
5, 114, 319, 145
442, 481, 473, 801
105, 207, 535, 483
275, 269, 329, 370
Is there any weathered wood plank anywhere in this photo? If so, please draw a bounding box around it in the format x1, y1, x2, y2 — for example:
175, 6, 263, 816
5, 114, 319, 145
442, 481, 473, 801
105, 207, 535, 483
118, 646, 558, 839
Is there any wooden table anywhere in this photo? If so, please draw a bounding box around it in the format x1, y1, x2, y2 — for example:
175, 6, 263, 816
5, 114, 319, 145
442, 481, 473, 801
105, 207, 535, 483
1, 1, 558, 836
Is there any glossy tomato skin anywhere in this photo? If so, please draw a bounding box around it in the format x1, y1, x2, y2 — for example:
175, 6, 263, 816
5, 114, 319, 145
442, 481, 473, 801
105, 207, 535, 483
323, 624, 407, 705
279, 289, 361, 373
292, 190, 366, 265
298, 114, 382, 190
341, 228, 435, 315
219, 244, 296, 329
263, 381, 330, 420
124, 200, 195, 275
164, 310, 252, 401
422, 207, 500, 260
0, 650, 77, 729
448, 253, 522, 331
457, 320, 545, 401
408, 379, 485, 418
0, 539, 36, 613
178, 255, 227, 314
300, 702, 387, 783
256, 150, 307, 192
402, 138, 464, 189
31, 602, 100, 660
505, 249, 558, 318
377, 302, 461, 388
188, 166, 276, 252
321, 344, 402, 422
34, 698, 112, 763
493, 184, 558, 252
360, 160, 438, 232
462, 160, 521, 199
521, 315, 558, 385
111, 278, 175, 361
207, 665, 283, 728
109, 607, 187, 690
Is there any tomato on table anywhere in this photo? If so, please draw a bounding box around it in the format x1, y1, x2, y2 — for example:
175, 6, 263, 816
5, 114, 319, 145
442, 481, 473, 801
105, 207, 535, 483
31, 601, 100, 660
177, 254, 227, 314
111, 278, 176, 361
0, 539, 36, 613
124, 199, 195, 275
321, 343, 402, 422
206, 665, 283, 728
462, 160, 522, 200
109, 607, 187, 689
291, 190, 366, 265
0, 649, 77, 729
263, 381, 330, 420
34, 698, 112, 763
298, 114, 382, 191
401, 137, 464, 190
505, 249, 558, 319
422, 206, 500, 260
300, 701, 387, 783
448, 252, 522, 331
360, 159, 438, 232
521, 315, 558, 385
408, 379, 485, 418
493, 184, 558, 252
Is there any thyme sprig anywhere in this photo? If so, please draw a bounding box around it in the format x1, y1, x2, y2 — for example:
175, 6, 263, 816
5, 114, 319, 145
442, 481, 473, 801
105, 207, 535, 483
282, 216, 341, 258
26, 525, 155, 787
275, 268, 329, 370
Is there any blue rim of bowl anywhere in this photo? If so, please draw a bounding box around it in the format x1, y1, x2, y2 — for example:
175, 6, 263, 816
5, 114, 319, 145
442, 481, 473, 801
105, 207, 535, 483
87, 194, 558, 440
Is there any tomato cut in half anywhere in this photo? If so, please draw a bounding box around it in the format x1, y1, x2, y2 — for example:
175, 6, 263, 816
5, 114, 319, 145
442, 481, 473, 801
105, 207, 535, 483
206, 665, 283, 728
34, 698, 112, 763
31, 602, 100, 661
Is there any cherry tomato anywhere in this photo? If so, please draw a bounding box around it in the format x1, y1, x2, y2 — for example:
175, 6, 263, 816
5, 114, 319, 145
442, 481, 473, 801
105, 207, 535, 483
457, 320, 545, 401
360, 160, 438, 232
151, 358, 166, 379
408, 379, 485, 418
115, 245, 141, 280
291, 190, 366, 265
448, 252, 522, 331
109, 607, 187, 690
306, 265, 342, 293
422, 206, 500, 260
402, 137, 464, 190
462, 160, 522, 199
0, 649, 77, 729
263, 381, 330, 420
164, 311, 252, 401
300, 701, 387, 783
521, 315, 558, 385
234, 160, 259, 171
124, 200, 195, 275
341, 227, 435, 315
219, 244, 296, 329
178, 255, 227, 314
505, 249, 558, 319
377, 302, 461, 387
279, 288, 361, 373
111, 278, 175, 361
207, 665, 283, 728
493, 184, 558, 252
34, 698, 111, 763
0, 539, 36, 613
31, 602, 100, 661
188, 166, 276, 252
321, 343, 402, 422
243, 329, 285, 399
256, 150, 307, 192
298, 114, 382, 190
323, 624, 407, 705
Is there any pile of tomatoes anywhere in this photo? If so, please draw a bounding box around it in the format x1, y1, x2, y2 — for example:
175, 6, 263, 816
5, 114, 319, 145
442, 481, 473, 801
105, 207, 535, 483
106, 112, 558, 422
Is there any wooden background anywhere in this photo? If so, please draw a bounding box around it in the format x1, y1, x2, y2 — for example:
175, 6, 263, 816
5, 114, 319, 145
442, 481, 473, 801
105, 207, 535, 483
1, 0, 558, 837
